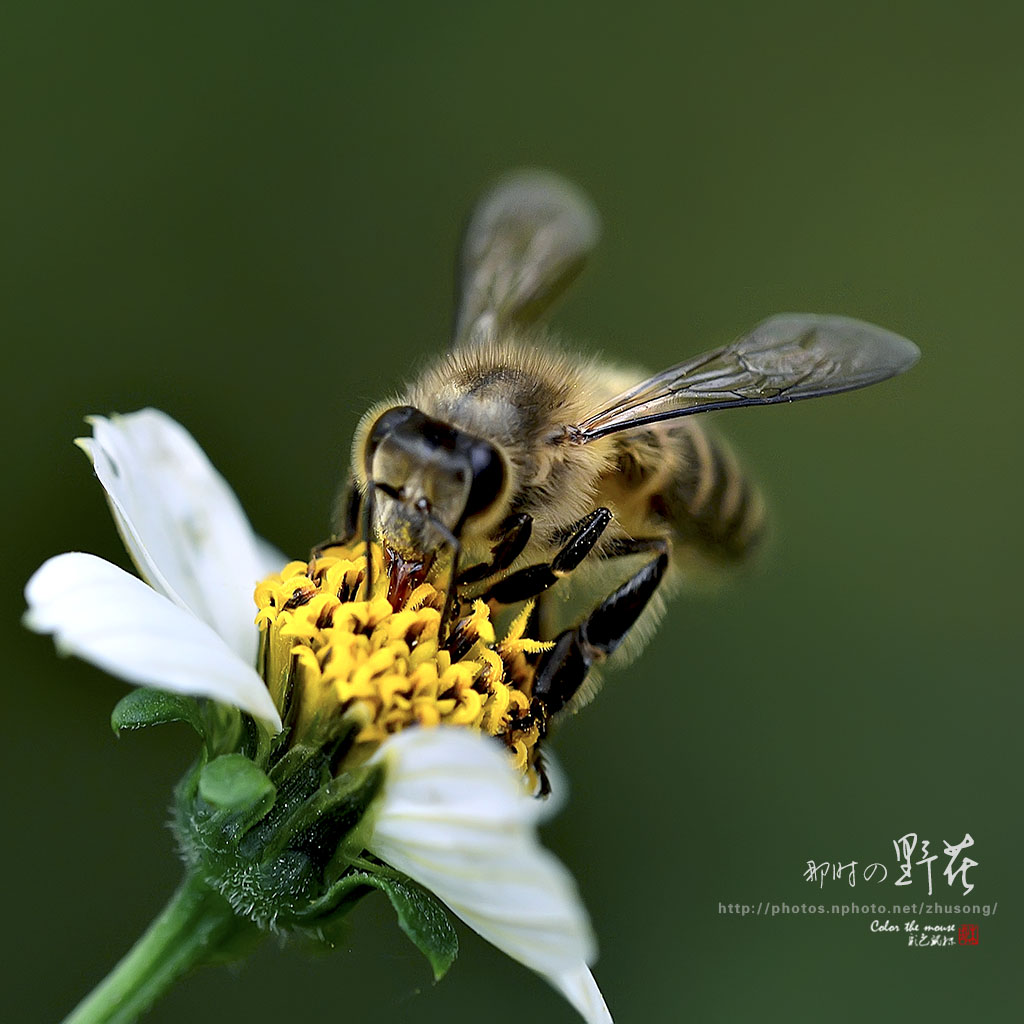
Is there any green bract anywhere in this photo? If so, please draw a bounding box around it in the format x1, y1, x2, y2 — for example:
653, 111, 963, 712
115, 691, 459, 979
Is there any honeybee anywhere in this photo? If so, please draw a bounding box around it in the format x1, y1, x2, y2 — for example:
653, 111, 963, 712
336, 170, 919, 723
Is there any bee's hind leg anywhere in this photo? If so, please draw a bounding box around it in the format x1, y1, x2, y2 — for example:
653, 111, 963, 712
531, 545, 669, 719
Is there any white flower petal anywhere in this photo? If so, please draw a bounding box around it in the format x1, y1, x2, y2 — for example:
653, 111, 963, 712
550, 966, 614, 1023
25, 552, 282, 729
79, 409, 265, 663
368, 728, 609, 1022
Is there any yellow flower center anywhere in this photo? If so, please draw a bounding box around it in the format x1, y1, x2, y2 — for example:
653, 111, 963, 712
254, 542, 551, 780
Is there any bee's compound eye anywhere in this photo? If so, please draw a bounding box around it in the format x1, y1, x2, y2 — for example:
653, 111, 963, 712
367, 406, 418, 459
464, 441, 506, 518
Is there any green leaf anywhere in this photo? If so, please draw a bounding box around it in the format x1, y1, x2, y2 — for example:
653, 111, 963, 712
112, 689, 205, 737
199, 754, 276, 811
288, 864, 457, 978
365, 872, 459, 981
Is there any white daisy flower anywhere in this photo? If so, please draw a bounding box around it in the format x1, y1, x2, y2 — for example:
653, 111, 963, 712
24, 409, 611, 1023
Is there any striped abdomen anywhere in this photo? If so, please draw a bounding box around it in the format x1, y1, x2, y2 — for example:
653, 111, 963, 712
605, 421, 766, 564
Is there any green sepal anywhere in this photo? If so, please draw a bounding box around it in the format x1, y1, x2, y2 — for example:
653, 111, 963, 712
367, 872, 459, 981
199, 754, 276, 812
295, 866, 458, 981
200, 701, 245, 757
112, 689, 205, 738
176, 750, 385, 931
264, 765, 384, 872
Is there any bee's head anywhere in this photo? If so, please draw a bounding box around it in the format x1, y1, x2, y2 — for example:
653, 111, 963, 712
357, 404, 510, 569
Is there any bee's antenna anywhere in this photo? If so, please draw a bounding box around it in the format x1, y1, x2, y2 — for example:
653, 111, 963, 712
362, 479, 376, 600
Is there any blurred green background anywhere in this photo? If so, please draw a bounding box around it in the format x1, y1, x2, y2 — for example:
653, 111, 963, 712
3, 1, 1021, 1021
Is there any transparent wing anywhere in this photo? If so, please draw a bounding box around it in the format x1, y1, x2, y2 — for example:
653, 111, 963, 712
452, 169, 600, 347
573, 314, 920, 441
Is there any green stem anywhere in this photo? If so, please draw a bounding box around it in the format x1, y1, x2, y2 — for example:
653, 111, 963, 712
63, 872, 252, 1024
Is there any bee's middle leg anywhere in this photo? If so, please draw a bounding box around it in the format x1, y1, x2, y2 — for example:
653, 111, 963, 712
532, 540, 669, 718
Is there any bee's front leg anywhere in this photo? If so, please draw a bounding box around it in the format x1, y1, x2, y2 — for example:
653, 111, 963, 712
532, 544, 669, 718
308, 478, 363, 559
312, 475, 363, 556
456, 513, 533, 585
483, 508, 613, 605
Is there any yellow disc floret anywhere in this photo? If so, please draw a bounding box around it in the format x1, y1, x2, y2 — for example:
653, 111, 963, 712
254, 542, 549, 779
